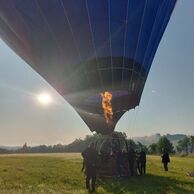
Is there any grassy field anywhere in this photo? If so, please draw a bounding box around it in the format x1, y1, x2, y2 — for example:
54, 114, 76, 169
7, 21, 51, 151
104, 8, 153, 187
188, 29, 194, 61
0, 154, 193, 194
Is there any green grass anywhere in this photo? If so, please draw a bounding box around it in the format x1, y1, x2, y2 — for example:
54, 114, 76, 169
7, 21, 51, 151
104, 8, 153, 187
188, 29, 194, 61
0, 154, 193, 194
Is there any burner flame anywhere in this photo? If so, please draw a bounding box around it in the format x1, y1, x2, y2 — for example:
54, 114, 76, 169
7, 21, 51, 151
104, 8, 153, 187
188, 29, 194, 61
101, 91, 113, 125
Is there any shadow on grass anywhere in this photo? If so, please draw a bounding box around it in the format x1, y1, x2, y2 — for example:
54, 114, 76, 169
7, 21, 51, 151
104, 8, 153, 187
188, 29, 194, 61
97, 174, 194, 194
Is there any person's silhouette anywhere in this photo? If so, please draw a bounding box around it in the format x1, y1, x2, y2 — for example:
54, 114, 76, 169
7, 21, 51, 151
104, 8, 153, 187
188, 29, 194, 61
161, 149, 170, 171
82, 143, 98, 193
139, 149, 146, 174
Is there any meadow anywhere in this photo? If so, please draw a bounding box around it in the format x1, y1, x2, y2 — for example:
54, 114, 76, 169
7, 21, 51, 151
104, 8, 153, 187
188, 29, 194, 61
0, 153, 193, 194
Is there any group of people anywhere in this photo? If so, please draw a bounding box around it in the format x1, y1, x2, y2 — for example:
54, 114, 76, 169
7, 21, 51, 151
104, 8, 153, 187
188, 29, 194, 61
81, 143, 170, 193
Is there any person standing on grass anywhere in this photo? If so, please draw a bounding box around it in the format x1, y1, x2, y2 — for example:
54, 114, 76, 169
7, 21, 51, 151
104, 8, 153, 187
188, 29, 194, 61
81, 142, 98, 193
139, 149, 146, 174
161, 149, 170, 171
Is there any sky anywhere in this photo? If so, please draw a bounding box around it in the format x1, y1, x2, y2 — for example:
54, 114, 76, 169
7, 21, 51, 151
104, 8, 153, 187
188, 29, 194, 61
0, 0, 194, 146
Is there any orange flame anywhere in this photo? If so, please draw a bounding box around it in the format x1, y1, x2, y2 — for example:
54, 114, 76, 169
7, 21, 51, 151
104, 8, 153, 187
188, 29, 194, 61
101, 91, 113, 124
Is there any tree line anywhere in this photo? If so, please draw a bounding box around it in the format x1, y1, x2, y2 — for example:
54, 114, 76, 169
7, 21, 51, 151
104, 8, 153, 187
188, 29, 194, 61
147, 135, 194, 154
0, 134, 193, 155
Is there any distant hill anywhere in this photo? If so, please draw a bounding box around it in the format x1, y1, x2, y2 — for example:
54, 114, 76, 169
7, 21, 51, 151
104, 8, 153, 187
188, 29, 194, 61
132, 133, 187, 146
0, 145, 21, 151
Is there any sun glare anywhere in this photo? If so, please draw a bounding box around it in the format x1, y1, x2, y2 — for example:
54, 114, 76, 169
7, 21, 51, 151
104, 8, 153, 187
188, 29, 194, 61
37, 93, 52, 105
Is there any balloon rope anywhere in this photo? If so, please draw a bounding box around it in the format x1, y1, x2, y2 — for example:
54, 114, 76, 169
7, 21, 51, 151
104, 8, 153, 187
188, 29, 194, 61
60, 0, 91, 89
128, 0, 147, 90
136, 1, 164, 97
85, 0, 104, 90
108, 0, 113, 89
121, 0, 130, 86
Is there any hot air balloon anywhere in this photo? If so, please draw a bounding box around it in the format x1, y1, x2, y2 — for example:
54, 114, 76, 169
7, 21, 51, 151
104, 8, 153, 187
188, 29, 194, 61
0, 0, 177, 135
0, 0, 177, 177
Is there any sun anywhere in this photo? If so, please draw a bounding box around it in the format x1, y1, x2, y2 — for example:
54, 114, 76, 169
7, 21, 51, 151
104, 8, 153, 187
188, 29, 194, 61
37, 93, 52, 105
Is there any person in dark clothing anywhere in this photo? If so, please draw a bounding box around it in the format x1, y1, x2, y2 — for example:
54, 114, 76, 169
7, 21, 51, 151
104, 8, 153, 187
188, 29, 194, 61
128, 146, 136, 176
161, 149, 170, 171
139, 150, 146, 174
81, 143, 98, 193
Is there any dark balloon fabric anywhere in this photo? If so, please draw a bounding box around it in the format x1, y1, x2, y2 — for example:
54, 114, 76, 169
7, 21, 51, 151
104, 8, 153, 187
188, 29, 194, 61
0, 0, 176, 134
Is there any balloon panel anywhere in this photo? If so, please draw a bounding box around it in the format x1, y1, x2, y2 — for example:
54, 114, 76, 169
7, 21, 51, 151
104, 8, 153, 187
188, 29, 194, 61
0, 0, 176, 134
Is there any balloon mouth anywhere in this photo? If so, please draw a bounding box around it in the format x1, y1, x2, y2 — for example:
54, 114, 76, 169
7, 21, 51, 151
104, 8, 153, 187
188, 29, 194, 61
66, 89, 139, 134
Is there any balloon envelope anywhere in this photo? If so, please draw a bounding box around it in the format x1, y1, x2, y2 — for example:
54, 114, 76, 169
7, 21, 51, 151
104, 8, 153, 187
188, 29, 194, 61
0, 0, 176, 134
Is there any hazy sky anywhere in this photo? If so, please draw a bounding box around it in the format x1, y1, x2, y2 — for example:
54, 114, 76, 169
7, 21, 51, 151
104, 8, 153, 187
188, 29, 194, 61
0, 0, 194, 146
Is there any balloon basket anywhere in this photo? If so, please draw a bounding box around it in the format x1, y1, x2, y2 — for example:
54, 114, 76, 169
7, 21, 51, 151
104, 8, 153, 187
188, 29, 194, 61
95, 132, 132, 177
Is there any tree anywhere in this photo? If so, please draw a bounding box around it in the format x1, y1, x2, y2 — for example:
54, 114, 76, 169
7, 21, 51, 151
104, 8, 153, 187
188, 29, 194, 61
21, 142, 29, 153
176, 136, 190, 154
190, 136, 194, 153
148, 143, 158, 154
157, 136, 174, 153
